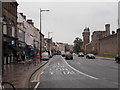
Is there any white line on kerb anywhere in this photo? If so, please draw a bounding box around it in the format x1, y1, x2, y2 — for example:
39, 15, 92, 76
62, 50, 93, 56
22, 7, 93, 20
61, 56, 98, 80
34, 82, 40, 90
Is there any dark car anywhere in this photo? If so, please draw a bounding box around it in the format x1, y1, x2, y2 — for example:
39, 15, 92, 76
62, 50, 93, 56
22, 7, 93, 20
86, 54, 95, 59
65, 52, 73, 60
78, 52, 84, 57
56, 51, 61, 55
115, 55, 120, 63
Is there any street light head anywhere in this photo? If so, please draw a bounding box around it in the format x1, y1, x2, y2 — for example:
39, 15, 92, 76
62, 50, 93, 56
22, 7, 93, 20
46, 10, 50, 11
41, 9, 50, 12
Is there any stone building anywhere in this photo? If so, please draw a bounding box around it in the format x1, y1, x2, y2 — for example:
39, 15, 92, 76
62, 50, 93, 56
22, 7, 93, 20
44, 38, 53, 53
91, 31, 106, 54
17, 22, 26, 55
99, 29, 120, 56
2, 1, 18, 64
85, 43, 92, 54
65, 43, 70, 52
17, 13, 34, 46
18, 13, 41, 58
82, 27, 90, 52
85, 24, 119, 56
91, 24, 110, 54
52, 42, 59, 52
56, 42, 65, 52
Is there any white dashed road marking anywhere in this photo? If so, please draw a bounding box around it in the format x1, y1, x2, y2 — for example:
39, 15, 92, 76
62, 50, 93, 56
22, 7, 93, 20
61, 56, 98, 80
50, 72, 54, 75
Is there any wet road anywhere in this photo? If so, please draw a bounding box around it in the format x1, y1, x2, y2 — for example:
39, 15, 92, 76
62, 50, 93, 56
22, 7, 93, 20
30, 55, 118, 88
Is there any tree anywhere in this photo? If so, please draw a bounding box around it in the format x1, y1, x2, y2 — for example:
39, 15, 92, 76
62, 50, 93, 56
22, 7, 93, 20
73, 37, 83, 53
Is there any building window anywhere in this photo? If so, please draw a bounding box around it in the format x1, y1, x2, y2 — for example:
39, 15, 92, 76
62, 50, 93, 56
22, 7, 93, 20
12, 26, 15, 37
18, 29, 25, 42
3, 21, 7, 35
7, 22, 12, 36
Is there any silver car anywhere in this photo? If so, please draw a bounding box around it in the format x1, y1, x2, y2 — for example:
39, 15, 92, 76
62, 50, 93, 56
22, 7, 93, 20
65, 52, 73, 60
41, 52, 50, 60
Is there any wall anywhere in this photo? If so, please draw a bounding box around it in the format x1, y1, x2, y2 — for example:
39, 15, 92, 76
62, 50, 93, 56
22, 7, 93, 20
99, 34, 118, 56
91, 31, 106, 54
85, 43, 92, 54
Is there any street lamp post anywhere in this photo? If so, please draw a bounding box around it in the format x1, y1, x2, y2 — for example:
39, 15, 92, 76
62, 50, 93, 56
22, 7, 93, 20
0, 1, 2, 78
40, 8, 50, 61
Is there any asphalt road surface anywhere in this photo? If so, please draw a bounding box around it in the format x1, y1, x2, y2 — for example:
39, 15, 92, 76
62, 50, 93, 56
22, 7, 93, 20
30, 55, 119, 89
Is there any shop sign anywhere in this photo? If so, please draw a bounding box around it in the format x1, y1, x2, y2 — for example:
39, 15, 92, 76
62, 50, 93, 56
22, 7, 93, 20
9, 40, 15, 46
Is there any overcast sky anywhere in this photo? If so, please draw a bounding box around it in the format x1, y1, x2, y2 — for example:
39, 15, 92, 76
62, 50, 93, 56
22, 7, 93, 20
17, 0, 118, 45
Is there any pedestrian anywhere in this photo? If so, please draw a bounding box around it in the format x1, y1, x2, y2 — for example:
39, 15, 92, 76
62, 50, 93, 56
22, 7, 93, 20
21, 52, 25, 61
16, 52, 20, 62
35, 53, 40, 66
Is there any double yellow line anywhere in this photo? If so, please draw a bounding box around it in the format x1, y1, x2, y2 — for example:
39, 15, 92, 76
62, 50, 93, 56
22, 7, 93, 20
32, 61, 51, 82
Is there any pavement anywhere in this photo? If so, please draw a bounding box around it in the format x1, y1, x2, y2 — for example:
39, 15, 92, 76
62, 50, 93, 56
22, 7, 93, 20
2, 59, 48, 88
29, 55, 118, 88
96, 56, 115, 61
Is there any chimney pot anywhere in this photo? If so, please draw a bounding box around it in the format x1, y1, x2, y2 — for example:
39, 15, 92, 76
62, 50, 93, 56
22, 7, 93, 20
27, 19, 34, 26
112, 31, 115, 35
20, 13, 23, 16
23, 15, 26, 20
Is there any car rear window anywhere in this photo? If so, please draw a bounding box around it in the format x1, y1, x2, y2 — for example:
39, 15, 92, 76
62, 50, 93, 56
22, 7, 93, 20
42, 52, 49, 56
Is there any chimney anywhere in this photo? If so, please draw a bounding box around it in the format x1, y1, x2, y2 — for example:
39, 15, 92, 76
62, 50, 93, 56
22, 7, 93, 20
27, 19, 34, 26
23, 15, 26, 20
105, 24, 110, 36
19, 13, 23, 16
112, 31, 115, 35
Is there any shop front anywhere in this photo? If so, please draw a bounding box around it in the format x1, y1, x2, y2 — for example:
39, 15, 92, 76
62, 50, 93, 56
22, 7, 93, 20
3, 36, 18, 64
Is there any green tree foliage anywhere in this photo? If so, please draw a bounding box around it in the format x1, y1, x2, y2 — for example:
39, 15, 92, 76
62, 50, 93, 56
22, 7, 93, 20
73, 37, 83, 53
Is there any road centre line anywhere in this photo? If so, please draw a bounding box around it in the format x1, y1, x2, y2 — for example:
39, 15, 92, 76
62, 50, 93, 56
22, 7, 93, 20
61, 56, 98, 80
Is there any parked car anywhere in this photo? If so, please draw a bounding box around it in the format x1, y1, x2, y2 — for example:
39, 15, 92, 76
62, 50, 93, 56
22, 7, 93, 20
65, 52, 73, 60
86, 54, 95, 59
56, 51, 61, 55
78, 52, 84, 57
73, 53, 77, 56
115, 54, 120, 63
61, 51, 66, 57
41, 52, 50, 60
